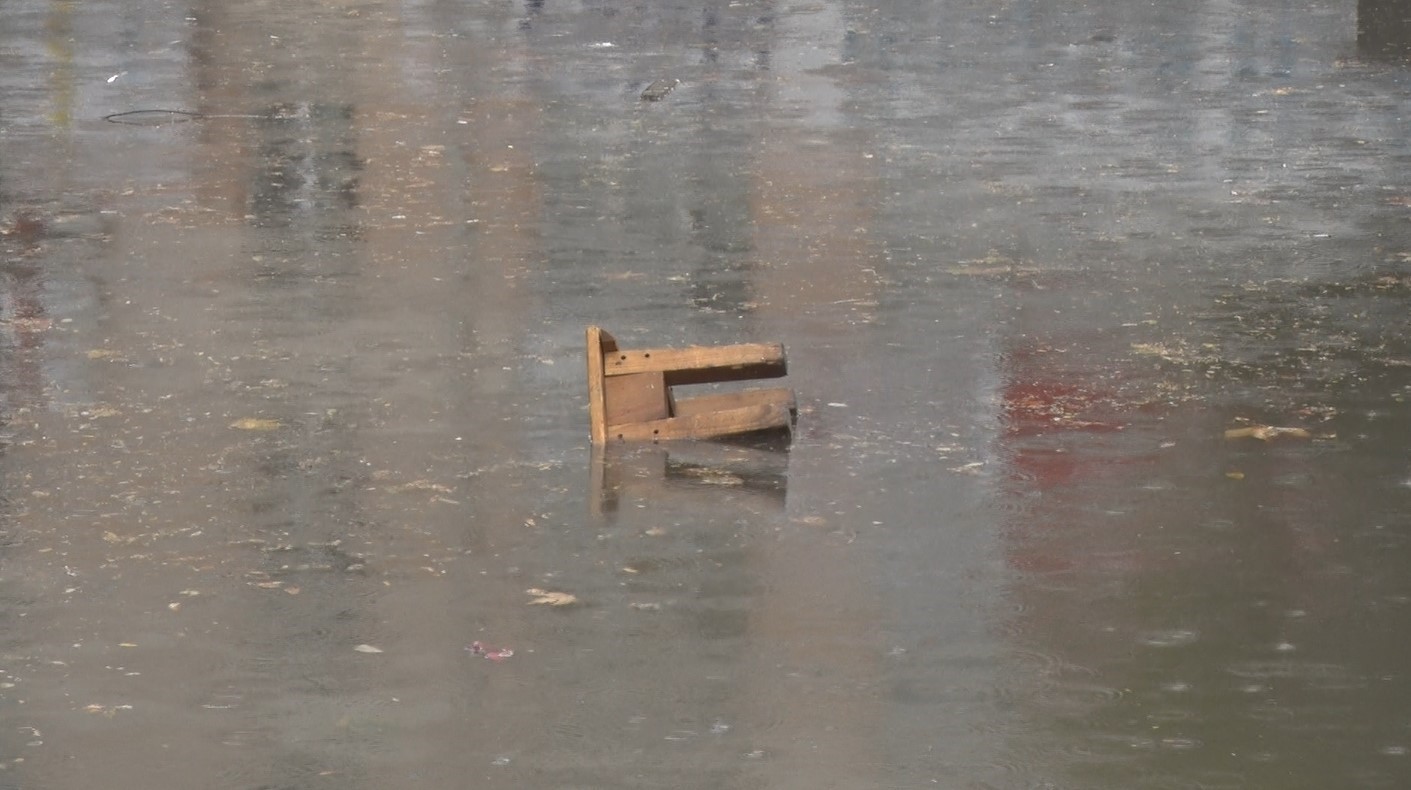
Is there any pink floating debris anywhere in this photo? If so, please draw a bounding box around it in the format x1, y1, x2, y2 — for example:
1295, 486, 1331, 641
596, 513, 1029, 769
467, 641, 514, 662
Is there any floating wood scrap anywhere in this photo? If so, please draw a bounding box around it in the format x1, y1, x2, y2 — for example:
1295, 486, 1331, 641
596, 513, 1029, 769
586, 326, 796, 443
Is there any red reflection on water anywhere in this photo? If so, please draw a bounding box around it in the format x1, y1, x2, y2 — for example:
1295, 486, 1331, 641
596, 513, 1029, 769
996, 341, 1159, 575
999, 342, 1132, 488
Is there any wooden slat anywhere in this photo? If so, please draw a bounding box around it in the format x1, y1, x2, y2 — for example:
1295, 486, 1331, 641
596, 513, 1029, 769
607, 401, 793, 442
672, 387, 796, 419
603, 371, 671, 426
604, 343, 787, 386
586, 326, 609, 444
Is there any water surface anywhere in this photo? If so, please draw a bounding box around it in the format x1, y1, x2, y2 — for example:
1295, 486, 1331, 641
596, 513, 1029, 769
3, 1, 1411, 787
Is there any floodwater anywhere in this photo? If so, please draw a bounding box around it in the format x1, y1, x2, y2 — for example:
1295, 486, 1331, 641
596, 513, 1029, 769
3, 0, 1411, 787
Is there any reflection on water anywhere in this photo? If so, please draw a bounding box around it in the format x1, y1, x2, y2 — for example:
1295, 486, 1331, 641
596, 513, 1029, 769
4, 0, 1411, 787
591, 442, 789, 519
1359, 0, 1411, 61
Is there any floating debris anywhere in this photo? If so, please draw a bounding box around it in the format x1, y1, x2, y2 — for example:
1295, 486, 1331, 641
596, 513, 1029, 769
467, 641, 514, 661
83, 703, 133, 717
1223, 426, 1312, 441
526, 588, 578, 606
640, 78, 679, 102
387, 479, 454, 494
229, 417, 281, 431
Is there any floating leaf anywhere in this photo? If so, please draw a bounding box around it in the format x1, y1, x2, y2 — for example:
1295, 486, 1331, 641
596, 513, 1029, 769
353, 644, 383, 653
230, 417, 281, 431
526, 588, 578, 606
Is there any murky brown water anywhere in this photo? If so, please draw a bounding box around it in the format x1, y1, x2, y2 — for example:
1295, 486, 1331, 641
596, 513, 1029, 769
4, 1, 1411, 787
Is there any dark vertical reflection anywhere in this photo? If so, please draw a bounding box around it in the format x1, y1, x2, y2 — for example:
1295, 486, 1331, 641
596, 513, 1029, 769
249, 103, 362, 232
1360, 0, 1411, 60
134, 4, 381, 788
0, 260, 49, 416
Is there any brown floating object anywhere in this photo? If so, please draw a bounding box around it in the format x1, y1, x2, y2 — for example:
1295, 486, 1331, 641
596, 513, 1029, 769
586, 326, 796, 443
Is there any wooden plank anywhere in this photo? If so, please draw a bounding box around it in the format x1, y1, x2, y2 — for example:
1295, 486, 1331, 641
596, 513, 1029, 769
672, 387, 796, 419
606, 401, 793, 442
603, 343, 787, 386
598, 327, 619, 353
603, 371, 671, 426
586, 326, 609, 444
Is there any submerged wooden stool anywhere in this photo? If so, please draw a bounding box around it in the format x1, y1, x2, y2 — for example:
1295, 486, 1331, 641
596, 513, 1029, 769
586, 326, 796, 443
